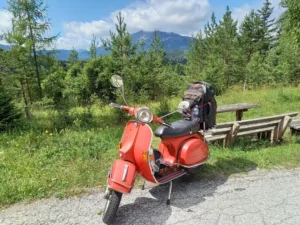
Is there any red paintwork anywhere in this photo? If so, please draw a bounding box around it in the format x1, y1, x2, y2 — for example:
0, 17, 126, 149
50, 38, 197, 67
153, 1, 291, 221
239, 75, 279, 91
107, 104, 209, 194
133, 123, 157, 183
118, 121, 139, 163
108, 159, 136, 194
178, 138, 208, 166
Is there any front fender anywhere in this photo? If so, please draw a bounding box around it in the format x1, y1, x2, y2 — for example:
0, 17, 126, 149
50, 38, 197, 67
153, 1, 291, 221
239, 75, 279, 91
107, 159, 136, 194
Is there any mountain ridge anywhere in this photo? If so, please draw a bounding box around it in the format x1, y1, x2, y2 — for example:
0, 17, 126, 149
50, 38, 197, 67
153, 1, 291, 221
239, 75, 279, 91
0, 30, 192, 61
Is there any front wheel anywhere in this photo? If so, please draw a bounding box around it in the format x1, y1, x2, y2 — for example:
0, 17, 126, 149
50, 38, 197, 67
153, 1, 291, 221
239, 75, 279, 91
102, 190, 123, 224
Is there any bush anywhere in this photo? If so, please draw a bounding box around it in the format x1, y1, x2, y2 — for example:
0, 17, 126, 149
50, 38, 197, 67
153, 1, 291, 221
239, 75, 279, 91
0, 86, 21, 131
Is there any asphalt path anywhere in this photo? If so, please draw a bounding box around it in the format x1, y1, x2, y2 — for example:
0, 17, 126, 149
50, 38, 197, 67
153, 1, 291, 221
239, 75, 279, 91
1, 168, 300, 225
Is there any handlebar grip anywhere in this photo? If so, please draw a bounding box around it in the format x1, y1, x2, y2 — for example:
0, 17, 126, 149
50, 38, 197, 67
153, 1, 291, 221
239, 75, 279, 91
109, 103, 123, 109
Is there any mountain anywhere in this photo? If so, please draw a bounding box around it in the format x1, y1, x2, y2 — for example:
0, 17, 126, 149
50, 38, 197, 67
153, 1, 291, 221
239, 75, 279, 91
0, 44, 10, 51
132, 30, 191, 52
0, 31, 192, 61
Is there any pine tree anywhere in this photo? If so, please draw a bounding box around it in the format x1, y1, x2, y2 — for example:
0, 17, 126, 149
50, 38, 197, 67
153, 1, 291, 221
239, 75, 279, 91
239, 10, 261, 61
145, 31, 166, 100
6, 0, 58, 99
68, 47, 79, 66
246, 52, 272, 87
0, 85, 21, 131
186, 13, 218, 82
216, 6, 243, 88
185, 31, 205, 81
89, 35, 98, 59
101, 12, 138, 96
257, 0, 277, 54
4, 28, 33, 115
281, 0, 300, 45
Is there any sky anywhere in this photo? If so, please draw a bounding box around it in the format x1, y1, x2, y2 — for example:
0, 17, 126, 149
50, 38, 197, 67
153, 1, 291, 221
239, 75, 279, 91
0, 0, 284, 50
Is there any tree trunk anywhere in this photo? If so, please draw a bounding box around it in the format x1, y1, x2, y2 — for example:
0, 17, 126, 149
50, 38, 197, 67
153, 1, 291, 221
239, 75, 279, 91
243, 78, 247, 91
20, 79, 30, 119
23, 65, 33, 104
25, 4, 43, 99
32, 42, 43, 99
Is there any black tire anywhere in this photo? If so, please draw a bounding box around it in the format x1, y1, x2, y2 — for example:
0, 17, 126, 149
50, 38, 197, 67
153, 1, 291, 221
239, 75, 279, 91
102, 191, 122, 224
181, 165, 203, 182
186, 165, 203, 175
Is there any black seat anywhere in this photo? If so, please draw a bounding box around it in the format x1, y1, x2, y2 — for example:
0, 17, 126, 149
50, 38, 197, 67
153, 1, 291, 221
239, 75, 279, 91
155, 120, 200, 138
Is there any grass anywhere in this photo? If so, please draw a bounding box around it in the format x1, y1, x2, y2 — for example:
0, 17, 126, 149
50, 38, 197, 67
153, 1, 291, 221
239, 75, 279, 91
0, 86, 300, 207
199, 136, 300, 179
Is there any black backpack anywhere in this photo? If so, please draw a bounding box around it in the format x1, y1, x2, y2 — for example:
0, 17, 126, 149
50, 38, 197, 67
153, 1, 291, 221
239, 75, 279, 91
182, 81, 217, 129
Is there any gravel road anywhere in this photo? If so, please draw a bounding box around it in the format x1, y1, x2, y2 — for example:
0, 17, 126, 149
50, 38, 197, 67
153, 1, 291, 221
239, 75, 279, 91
1, 168, 300, 225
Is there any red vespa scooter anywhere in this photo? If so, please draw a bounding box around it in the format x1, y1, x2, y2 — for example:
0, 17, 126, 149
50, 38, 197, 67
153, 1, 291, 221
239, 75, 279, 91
102, 76, 209, 224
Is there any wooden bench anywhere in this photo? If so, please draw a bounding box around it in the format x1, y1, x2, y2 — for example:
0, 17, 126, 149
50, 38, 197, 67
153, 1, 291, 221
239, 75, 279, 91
217, 103, 259, 121
290, 120, 300, 135
205, 112, 299, 147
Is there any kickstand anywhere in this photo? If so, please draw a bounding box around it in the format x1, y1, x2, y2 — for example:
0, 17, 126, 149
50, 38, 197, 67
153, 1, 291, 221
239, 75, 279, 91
141, 180, 146, 190
166, 181, 173, 205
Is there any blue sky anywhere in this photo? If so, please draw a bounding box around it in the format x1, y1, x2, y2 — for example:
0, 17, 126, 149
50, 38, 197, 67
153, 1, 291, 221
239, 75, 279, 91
0, 0, 283, 49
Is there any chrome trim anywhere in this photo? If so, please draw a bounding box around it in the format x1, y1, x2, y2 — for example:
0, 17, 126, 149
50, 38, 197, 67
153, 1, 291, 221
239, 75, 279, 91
178, 154, 210, 168
122, 164, 129, 181
145, 124, 158, 181
110, 178, 133, 189
158, 172, 187, 184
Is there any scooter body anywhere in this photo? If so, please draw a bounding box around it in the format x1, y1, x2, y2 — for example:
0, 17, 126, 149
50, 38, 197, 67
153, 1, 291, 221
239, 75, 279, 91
107, 119, 209, 193
103, 101, 209, 224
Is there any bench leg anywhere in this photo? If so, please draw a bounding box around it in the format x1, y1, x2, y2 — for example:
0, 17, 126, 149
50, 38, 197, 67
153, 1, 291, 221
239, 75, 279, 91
236, 110, 243, 121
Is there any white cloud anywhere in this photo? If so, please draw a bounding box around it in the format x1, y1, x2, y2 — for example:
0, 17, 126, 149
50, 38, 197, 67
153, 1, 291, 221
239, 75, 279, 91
232, 0, 285, 26
112, 0, 211, 36
63, 20, 113, 39
232, 4, 252, 24
59, 0, 211, 49
56, 36, 91, 50
0, 10, 12, 45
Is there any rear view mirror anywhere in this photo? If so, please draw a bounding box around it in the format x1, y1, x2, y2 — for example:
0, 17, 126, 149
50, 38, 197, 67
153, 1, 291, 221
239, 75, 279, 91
178, 101, 190, 112
110, 75, 123, 88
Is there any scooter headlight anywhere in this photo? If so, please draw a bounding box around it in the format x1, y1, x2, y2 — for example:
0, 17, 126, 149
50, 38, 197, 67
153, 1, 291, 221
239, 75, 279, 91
135, 107, 153, 123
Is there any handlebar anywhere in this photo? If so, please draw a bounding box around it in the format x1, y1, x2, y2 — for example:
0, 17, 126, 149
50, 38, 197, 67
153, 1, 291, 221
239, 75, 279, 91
109, 103, 124, 109
109, 102, 165, 125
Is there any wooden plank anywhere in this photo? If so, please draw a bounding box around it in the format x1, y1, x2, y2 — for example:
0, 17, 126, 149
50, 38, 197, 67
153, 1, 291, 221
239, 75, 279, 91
214, 122, 235, 129
205, 134, 227, 142
290, 120, 300, 126
214, 113, 298, 128
239, 121, 280, 132
235, 112, 298, 126
211, 127, 232, 135
217, 103, 258, 113
290, 120, 300, 129
237, 127, 276, 137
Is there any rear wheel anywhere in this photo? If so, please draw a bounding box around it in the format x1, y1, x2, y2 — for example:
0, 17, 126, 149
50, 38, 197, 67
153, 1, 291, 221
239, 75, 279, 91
186, 165, 203, 175
181, 165, 203, 182
102, 191, 122, 224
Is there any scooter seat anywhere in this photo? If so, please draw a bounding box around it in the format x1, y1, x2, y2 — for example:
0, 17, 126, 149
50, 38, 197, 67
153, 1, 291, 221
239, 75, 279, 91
155, 120, 200, 138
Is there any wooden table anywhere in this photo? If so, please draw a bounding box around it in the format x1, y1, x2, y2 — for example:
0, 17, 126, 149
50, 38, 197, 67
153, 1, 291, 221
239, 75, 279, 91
217, 103, 259, 121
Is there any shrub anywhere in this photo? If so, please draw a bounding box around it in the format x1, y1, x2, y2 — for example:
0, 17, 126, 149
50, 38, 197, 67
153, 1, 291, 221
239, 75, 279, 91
0, 86, 21, 131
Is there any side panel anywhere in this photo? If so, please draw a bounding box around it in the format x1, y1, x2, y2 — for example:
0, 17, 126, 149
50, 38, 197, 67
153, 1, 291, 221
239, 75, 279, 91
119, 121, 140, 162
108, 159, 136, 194
178, 138, 208, 166
159, 133, 203, 161
134, 124, 156, 183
